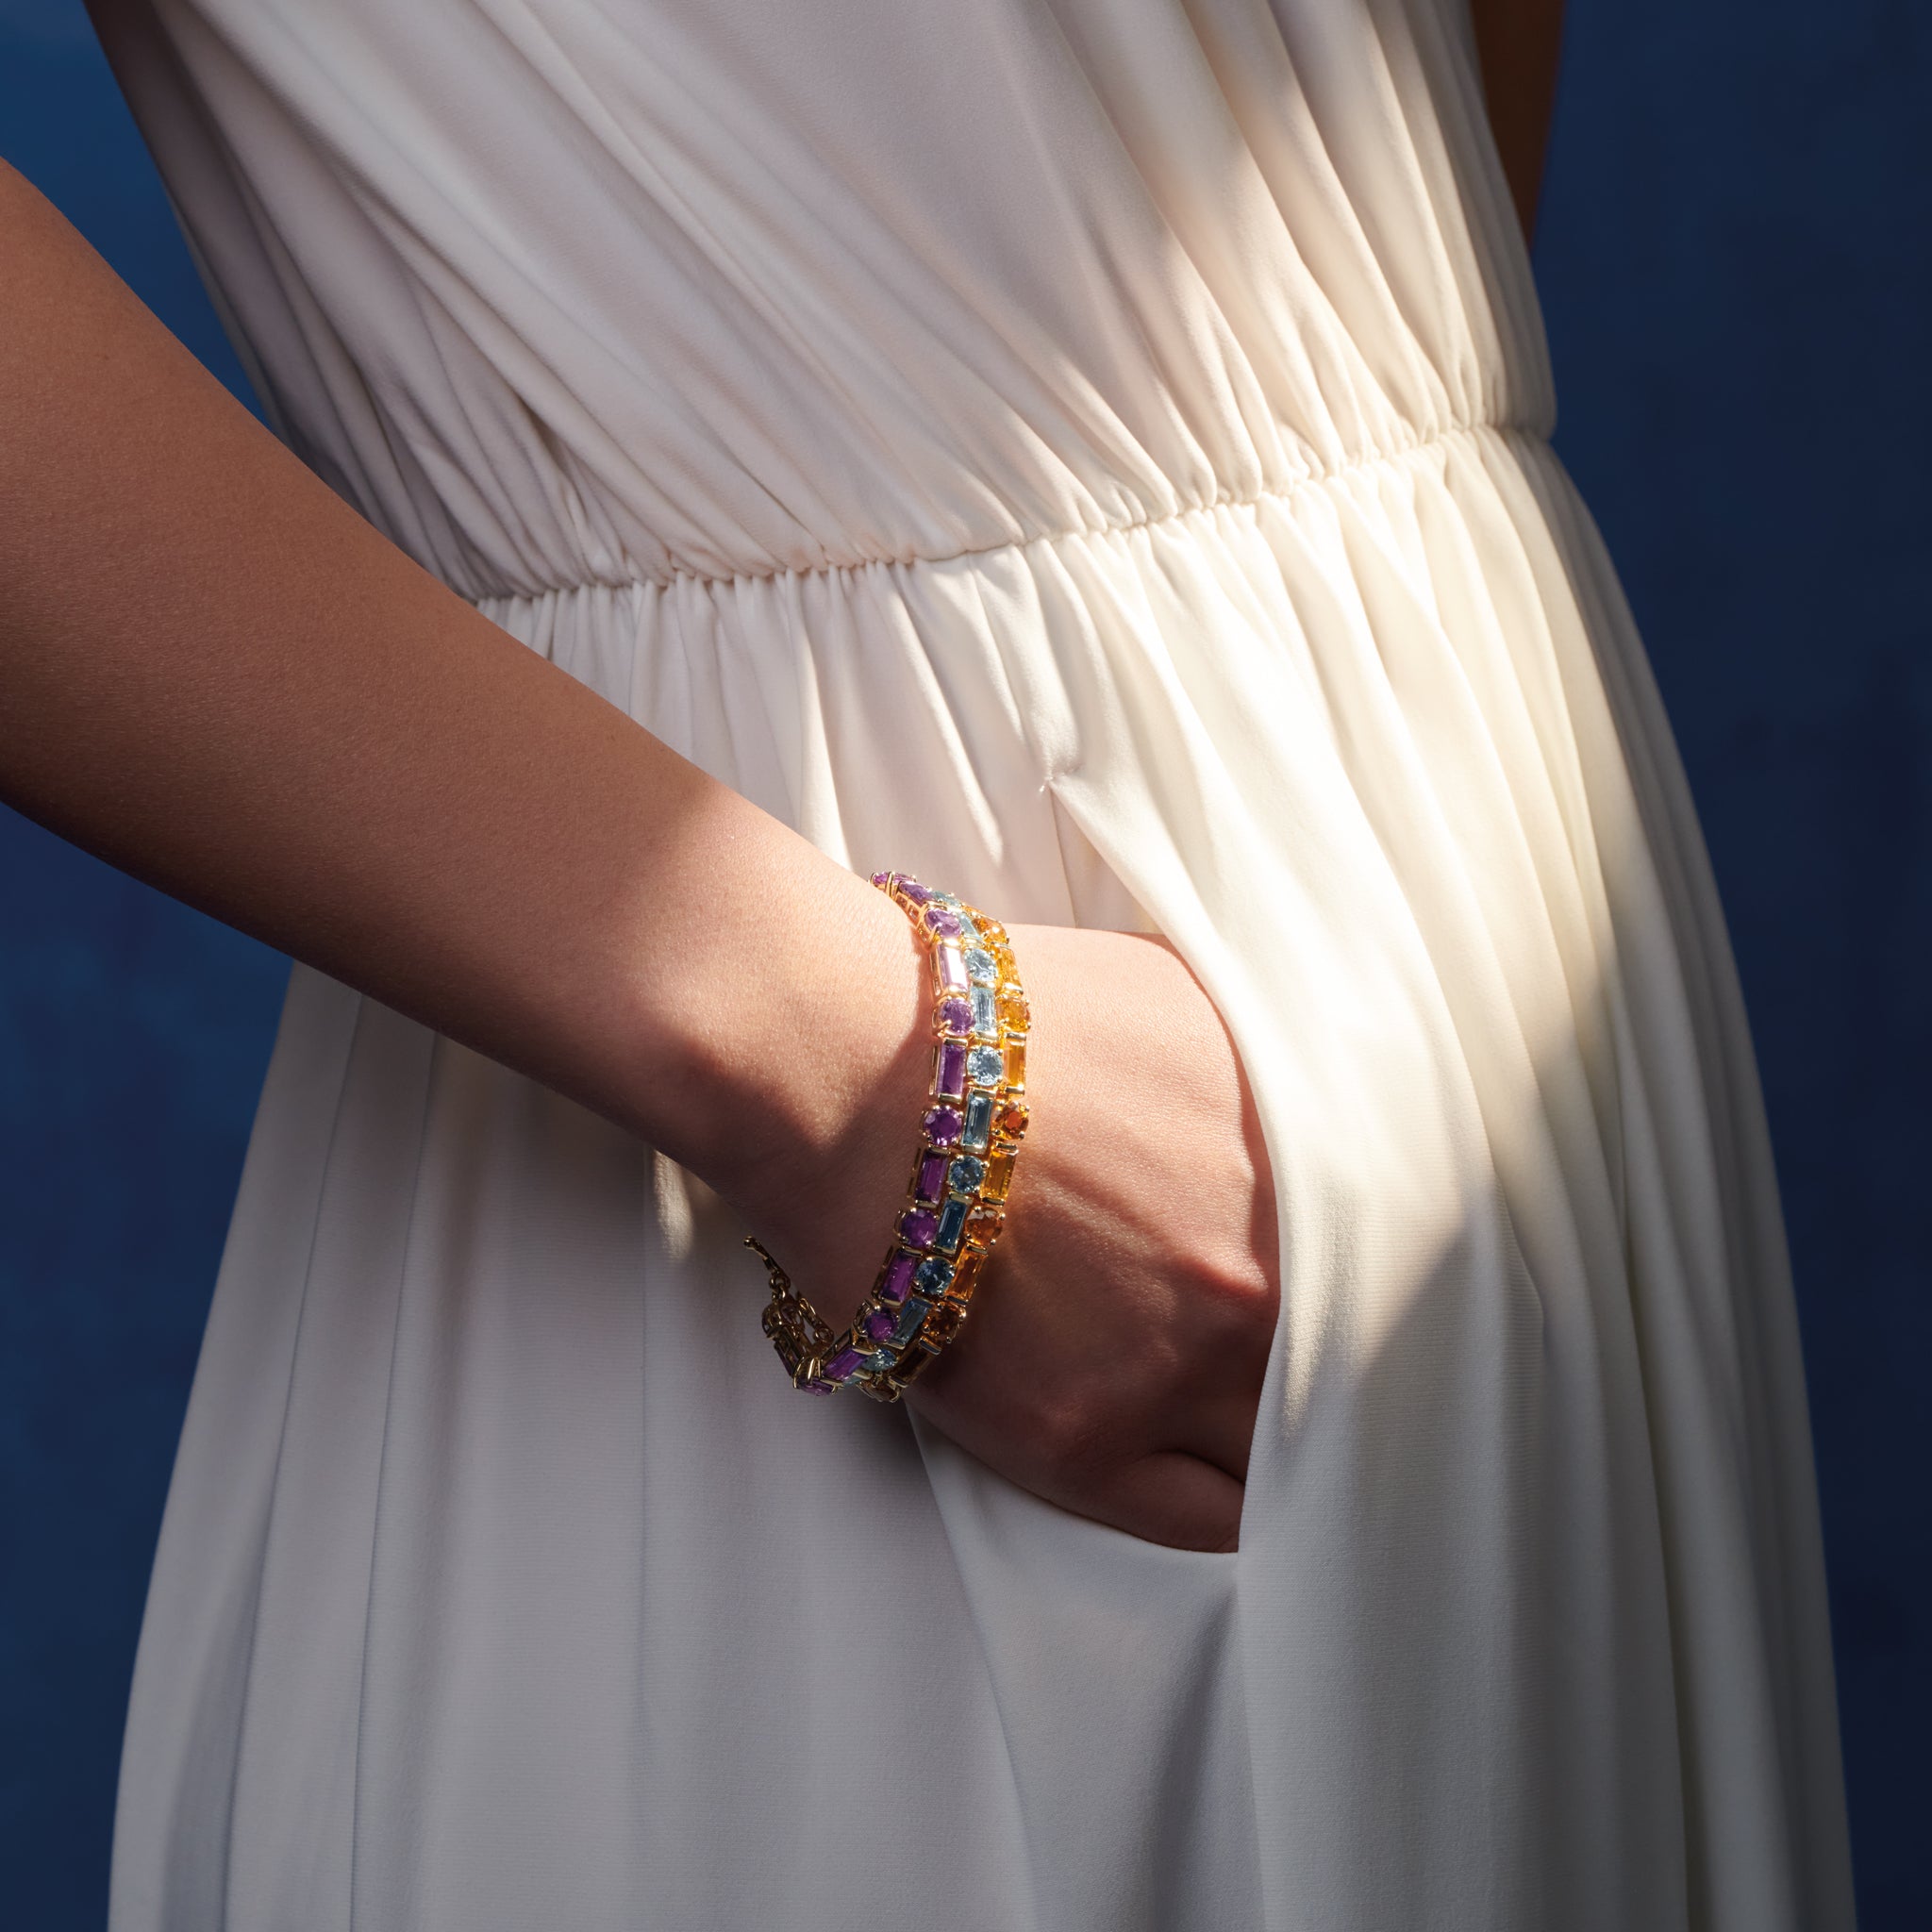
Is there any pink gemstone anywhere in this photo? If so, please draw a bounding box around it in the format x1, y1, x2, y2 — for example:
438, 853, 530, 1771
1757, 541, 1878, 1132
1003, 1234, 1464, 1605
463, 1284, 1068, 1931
935, 1039, 967, 1100
916, 1149, 950, 1203
879, 1250, 919, 1305
939, 996, 973, 1036
922, 1106, 962, 1146
900, 1207, 939, 1248
935, 945, 968, 993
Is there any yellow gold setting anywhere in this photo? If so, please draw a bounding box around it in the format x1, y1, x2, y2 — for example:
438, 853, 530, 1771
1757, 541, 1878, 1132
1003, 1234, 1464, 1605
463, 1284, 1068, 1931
746, 873, 1028, 1402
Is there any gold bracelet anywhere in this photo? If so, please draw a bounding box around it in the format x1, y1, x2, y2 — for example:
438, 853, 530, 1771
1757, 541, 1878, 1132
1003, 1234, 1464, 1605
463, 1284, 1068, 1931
747, 872, 1028, 1402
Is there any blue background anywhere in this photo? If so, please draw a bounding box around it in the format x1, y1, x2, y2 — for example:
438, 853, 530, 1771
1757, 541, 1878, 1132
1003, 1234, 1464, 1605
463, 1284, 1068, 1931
2, 1, 1926, 1924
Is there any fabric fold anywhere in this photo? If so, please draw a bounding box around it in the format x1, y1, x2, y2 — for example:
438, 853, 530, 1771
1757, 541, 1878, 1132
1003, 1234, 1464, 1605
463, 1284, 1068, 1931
103, 3, 1851, 1926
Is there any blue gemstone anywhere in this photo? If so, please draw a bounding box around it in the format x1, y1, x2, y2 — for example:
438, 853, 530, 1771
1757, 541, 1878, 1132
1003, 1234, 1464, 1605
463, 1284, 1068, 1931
914, 1257, 955, 1297
936, 1195, 969, 1256
966, 1045, 1003, 1087
970, 986, 998, 1039
892, 1296, 931, 1345
965, 948, 997, 986
961, 1091, 993, 1154
947, 1155, 986, 1196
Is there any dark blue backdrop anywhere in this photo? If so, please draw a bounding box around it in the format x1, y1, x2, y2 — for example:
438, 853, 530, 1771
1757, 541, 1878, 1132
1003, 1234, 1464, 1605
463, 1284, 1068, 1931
2, 3, 1925, 1925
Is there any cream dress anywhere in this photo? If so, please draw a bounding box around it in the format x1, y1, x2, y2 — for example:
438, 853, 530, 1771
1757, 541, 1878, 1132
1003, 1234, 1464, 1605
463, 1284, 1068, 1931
100, 2, 1853, 1927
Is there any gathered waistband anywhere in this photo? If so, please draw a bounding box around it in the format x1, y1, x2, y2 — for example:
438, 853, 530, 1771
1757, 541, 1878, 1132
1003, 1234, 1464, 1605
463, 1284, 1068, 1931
465, 421, 1545, 612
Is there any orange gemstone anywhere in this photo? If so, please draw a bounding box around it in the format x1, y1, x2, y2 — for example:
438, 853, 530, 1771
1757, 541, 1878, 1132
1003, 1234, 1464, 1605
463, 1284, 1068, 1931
982, 1150, 1016, 1202
965, 1201, 1004, 1242
1002, 1039, 1026, 1091
995, 1100, 1029, 1141
997, 987, 1030, 1029
922, 1300, 965, 1348
951, 1249, 986, 1300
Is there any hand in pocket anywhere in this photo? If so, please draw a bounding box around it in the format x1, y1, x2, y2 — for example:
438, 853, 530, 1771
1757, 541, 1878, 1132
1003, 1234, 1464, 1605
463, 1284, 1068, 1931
908, 926, 1278, 1553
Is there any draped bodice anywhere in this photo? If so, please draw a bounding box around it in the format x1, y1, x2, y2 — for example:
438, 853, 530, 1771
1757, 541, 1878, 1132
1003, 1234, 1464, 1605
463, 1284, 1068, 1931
103, 8, 1857, 1931
112, 0, 1549, 599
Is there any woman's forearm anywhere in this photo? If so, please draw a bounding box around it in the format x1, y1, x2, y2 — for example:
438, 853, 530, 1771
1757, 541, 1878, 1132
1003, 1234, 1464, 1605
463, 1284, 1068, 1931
0, 161, 922, 1222
0, 166, 1280, 1551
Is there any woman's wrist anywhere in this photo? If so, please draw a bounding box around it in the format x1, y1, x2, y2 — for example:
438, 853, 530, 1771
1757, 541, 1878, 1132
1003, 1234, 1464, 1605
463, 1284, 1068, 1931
613, 830, 933, 1314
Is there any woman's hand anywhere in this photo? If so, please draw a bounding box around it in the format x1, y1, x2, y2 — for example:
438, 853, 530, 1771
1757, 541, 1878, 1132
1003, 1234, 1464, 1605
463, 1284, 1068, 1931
0, 174, 1273, 1554
913, 926, 1278, 1552
758, 917, 1278, 1555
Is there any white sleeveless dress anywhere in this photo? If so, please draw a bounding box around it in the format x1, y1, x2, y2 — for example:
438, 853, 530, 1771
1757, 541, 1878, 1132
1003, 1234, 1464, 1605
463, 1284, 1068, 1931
100, 3, 1854, 1927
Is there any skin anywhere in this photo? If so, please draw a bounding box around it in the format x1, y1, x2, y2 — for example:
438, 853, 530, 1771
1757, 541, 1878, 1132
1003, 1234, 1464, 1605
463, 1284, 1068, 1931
1472, 0, 1569, 241
0, 12, 1560, 1554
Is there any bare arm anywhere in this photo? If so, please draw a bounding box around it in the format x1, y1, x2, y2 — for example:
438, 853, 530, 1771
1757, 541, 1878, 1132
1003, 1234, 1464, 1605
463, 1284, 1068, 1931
1469, 0, 1567, 241
0, 161, 921, 1216
0, 162, 1275, 1551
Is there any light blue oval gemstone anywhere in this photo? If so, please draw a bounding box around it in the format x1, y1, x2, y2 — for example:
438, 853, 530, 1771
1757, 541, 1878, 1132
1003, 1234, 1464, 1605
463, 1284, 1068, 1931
965, 948, 997, 986
947, 1156, 986, 1196
914, 1257, 955, 1297
961, 1091, 993, 1154
966, 1045, 1003, 1087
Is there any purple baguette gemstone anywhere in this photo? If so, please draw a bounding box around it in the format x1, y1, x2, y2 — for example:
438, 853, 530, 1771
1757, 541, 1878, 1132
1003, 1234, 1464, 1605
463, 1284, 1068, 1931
916, 1149, 950, 1203
924, 906, 963, 938
824, 1345, 870, 1382
860, 1307, 897, 1345
879, 1250, 919, 1304
900, 1206, 939, 1248
923, 1105, 962, 1146
939, 996, 974, 1036
936, 1039, 967, 1100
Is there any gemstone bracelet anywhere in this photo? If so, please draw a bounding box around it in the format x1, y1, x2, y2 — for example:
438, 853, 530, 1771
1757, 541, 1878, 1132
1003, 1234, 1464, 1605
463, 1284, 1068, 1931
746, 872, 1029, 1402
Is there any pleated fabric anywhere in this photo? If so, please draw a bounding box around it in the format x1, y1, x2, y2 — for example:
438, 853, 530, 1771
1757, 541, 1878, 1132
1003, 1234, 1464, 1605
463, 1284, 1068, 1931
100, 2, 1853, 1927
